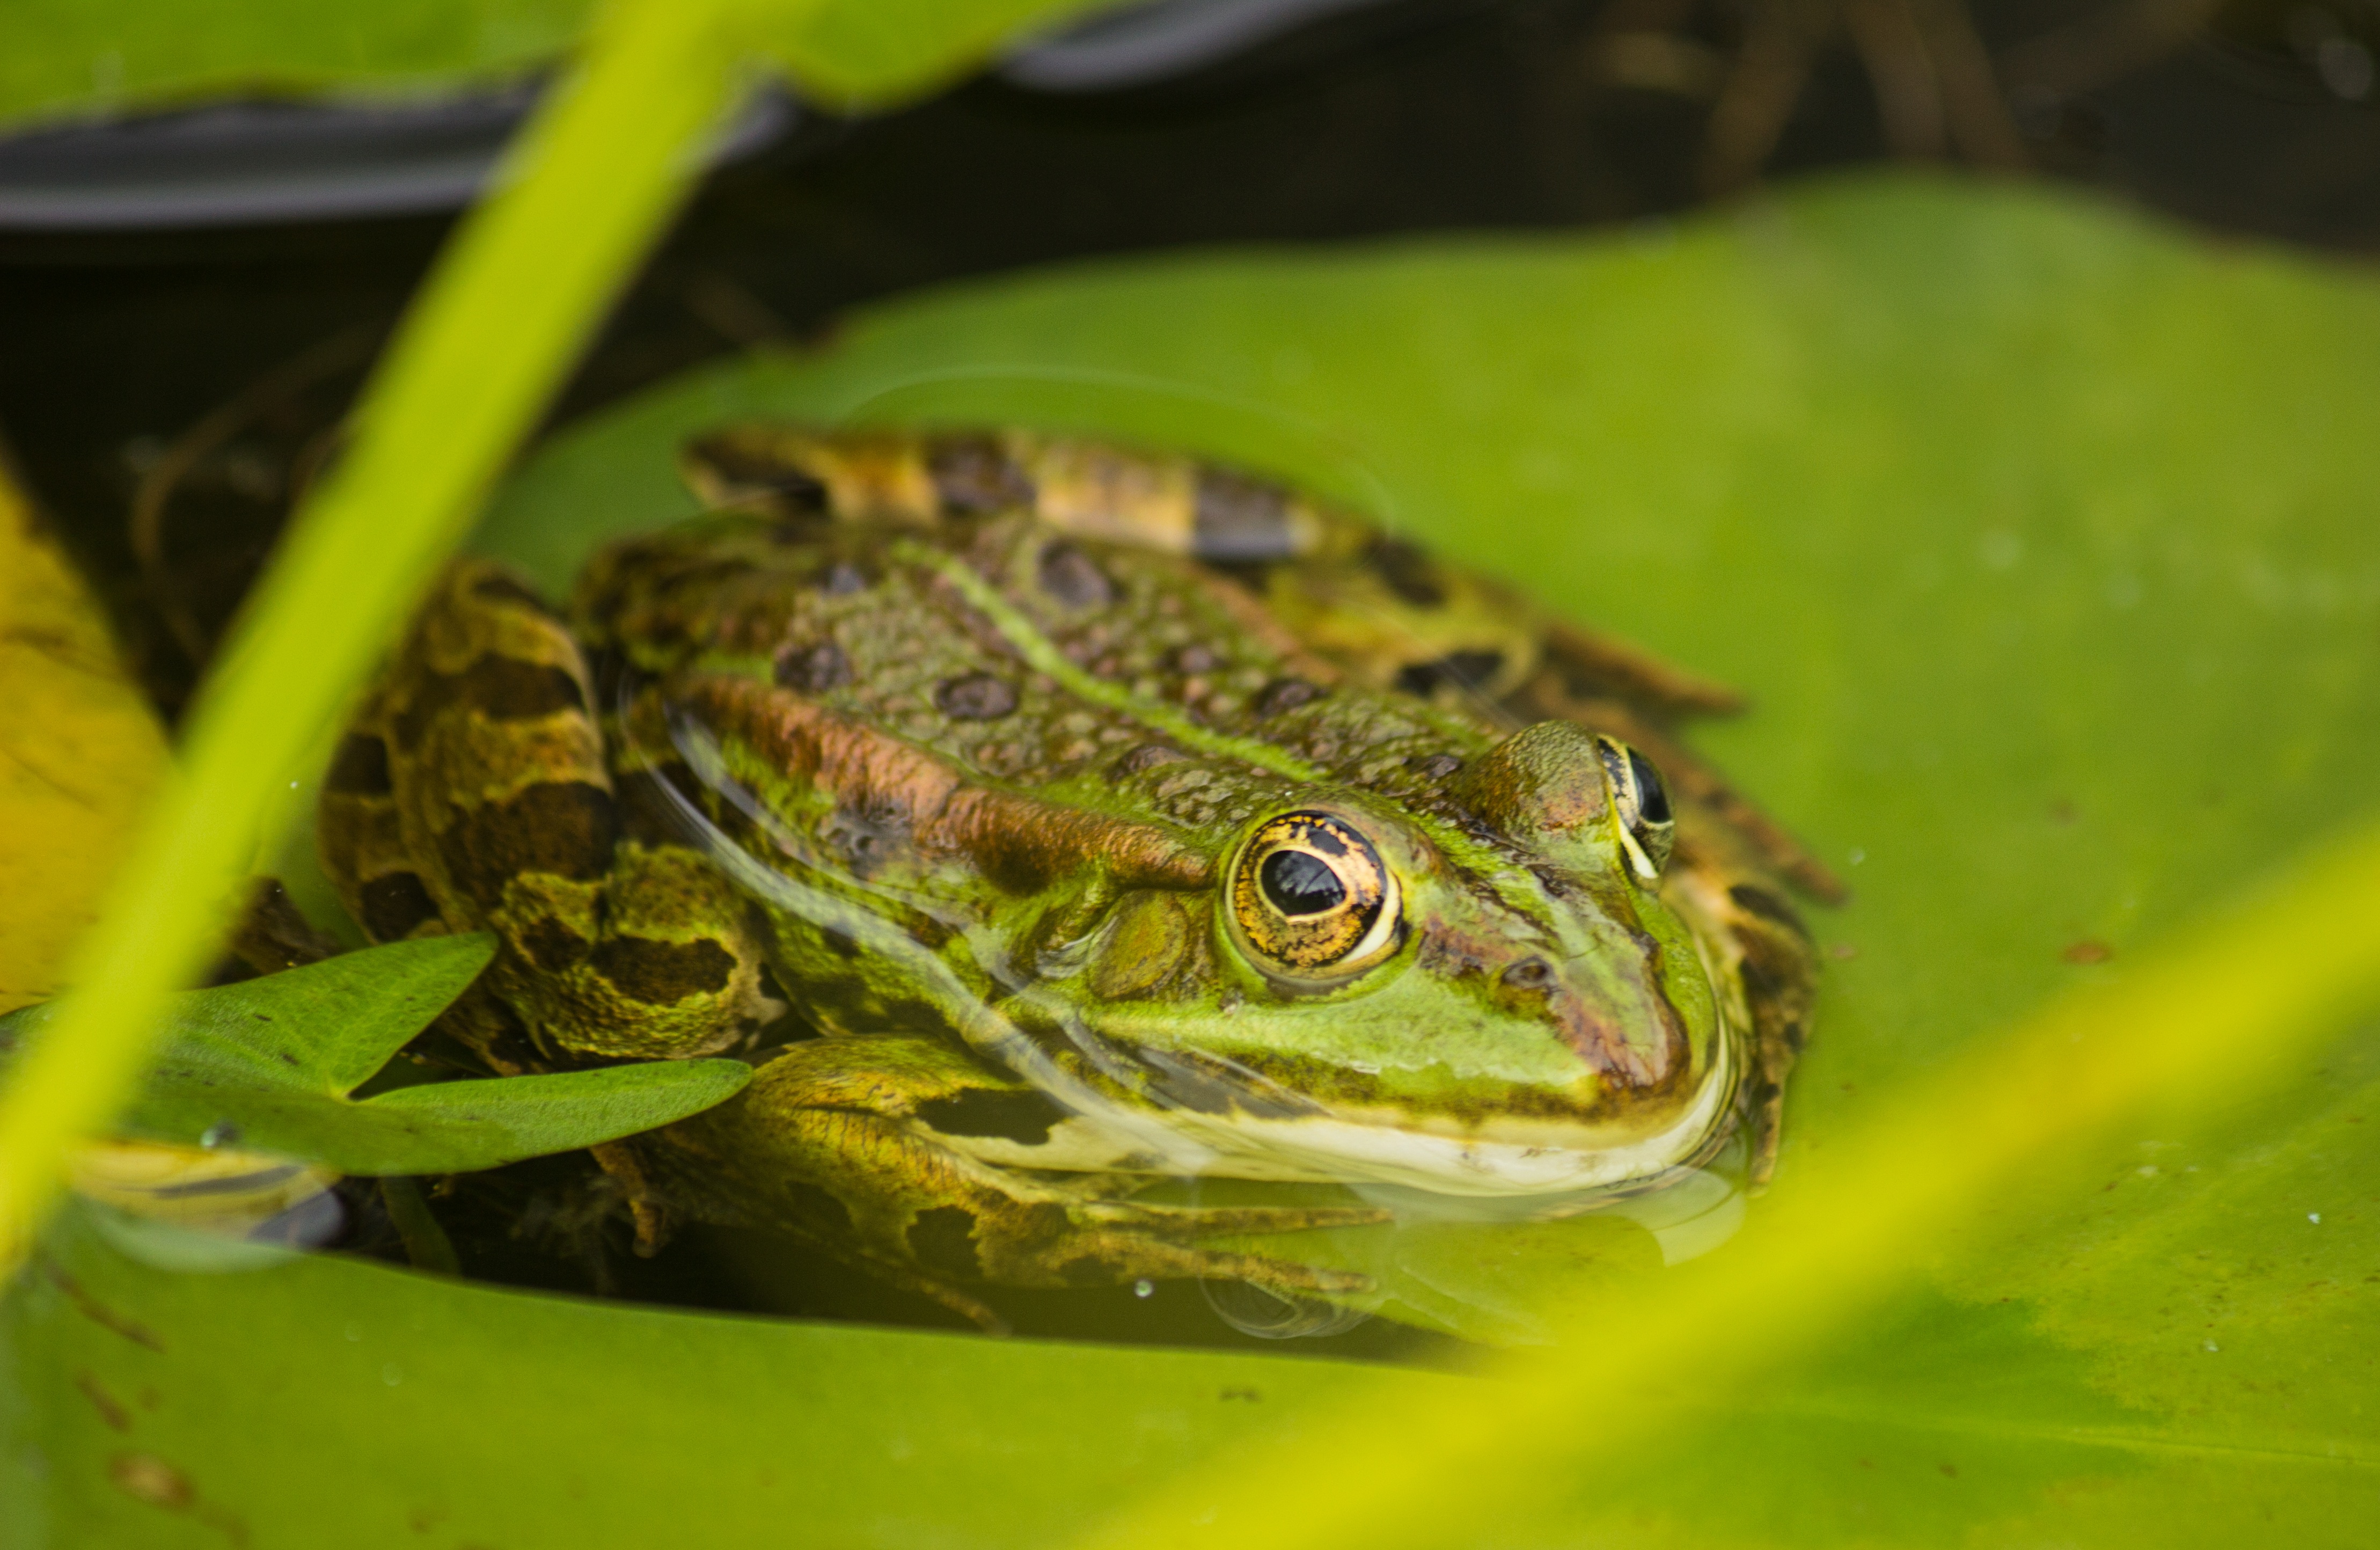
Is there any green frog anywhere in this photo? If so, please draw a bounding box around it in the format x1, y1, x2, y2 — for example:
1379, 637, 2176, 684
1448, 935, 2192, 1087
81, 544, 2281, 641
318, 425, 1835, 1326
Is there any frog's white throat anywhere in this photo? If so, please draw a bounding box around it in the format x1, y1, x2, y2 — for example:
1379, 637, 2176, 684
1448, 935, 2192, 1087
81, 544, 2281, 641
948, 1029, 1740, 1199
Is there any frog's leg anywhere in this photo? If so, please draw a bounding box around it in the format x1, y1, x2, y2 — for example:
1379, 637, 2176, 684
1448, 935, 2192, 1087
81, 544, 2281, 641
317, 561, 778, 1068
635, 1035, 1389, 1330
1657, 811, 1822, 1190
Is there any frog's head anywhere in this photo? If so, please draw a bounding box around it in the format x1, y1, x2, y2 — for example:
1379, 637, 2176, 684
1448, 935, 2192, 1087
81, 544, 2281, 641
1055, 721, 1736, 1199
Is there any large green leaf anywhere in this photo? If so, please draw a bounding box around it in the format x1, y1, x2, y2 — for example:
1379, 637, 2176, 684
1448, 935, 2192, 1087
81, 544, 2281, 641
0, 0, 1123, 129
0, 937, 752, 1175
8, 172, 2380, 1544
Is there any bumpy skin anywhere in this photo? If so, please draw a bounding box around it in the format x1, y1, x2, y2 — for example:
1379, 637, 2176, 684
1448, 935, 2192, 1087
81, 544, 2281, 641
319, 426, 1833, 1321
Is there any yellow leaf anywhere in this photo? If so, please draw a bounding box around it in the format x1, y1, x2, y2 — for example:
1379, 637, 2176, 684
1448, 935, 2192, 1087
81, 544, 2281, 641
0, 462, 171, 1014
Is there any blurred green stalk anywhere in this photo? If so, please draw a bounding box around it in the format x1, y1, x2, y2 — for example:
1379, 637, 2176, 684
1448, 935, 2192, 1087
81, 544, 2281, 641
0, 0, 769, 1270
1080, 815, 2380, 1550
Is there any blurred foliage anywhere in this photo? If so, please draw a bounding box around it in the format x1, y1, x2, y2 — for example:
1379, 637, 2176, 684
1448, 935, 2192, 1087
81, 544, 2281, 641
0, 937, 751, 1175
4, 171, 2374, 1546
0, 474, 170, 1018
0, 0, 1121, 127
0, 0, 1115, 1296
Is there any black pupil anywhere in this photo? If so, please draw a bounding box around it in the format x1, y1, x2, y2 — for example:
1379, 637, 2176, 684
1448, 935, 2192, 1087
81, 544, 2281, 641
1259, 850, 1346, 917
1626, 748, 1673, 825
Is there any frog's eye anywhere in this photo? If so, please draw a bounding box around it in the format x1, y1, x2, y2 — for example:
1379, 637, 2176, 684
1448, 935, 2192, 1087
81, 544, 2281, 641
1229, 810, 1402, 978
1597, 736, 1676, 881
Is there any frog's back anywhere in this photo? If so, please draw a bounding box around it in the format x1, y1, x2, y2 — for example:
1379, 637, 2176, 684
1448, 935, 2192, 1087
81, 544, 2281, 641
657, 424, 1841, 1185
574, 506, 1496, 832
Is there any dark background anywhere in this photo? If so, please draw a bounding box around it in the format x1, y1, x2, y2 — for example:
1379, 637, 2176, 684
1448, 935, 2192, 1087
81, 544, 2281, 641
4, 0, 2377, 718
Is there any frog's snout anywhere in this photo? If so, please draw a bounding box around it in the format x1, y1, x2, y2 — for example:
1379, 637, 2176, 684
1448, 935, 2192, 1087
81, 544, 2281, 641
1519, 944, 1692, 1095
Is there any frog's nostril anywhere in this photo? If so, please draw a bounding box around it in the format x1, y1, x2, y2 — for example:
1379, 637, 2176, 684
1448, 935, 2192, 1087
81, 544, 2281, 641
1502, 957, 1553, 989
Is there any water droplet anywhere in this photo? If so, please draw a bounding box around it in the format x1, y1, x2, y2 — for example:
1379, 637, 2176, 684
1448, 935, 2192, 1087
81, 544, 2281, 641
382, 1363, 403, 1386
199, 1121, 239, 1150
2310, 1212, 2323, 1224
1847, 848, 1866, 866
2203, 1341, 2220, 1353
1133, 1279, 1155, 1299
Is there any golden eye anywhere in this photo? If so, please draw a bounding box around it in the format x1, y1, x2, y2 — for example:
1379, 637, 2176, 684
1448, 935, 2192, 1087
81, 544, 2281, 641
1229, 810, 1402, 977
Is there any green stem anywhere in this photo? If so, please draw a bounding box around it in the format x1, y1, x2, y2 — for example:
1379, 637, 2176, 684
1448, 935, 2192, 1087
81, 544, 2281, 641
0, 0, 755, 1271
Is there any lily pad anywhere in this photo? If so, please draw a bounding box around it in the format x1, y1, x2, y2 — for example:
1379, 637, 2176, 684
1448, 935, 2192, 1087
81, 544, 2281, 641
8, 172, 2380, 1544
0, 935, 752, 1175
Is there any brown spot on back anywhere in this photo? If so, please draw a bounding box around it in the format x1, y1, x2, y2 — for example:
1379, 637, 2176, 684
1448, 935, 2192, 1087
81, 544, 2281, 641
935, 673, 1019, 721
775, 641, 852, 693
1036, 539, 1115, 608
2063, 939, 2114, 965
1253, 678, 1321, 718
1116, 744, 1189, 777
591, 937, 736, 1004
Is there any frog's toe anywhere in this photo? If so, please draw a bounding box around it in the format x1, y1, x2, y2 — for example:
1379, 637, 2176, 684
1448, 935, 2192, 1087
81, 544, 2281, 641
1079, 1199, 1392, 1242
1026, 1200, 1387, 1300
1039, 1231, 1375, 1301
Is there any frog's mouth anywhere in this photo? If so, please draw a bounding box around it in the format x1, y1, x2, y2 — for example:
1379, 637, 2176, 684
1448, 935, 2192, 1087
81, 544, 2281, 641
1164, 1043, 1738, 1195
954, 1026, 1741, 1199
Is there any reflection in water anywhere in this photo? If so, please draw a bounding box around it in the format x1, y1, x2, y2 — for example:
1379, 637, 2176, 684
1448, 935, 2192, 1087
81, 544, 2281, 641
71, 1138, 344, 1272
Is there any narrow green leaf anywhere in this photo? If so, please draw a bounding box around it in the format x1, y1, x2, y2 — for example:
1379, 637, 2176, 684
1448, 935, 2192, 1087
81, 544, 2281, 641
0, 0, 751, 1270
0, 934, 751, 1175
0, 935, 491, 1099
350, 1061, 753, 1174
164, 934, 495, 1096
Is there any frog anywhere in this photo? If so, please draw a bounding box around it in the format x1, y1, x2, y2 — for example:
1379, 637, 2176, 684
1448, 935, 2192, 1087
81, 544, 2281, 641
318, 424, 1837, 1327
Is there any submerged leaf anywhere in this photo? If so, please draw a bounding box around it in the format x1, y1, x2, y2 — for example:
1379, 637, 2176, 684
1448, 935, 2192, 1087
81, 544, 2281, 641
0, 936, 752, 1175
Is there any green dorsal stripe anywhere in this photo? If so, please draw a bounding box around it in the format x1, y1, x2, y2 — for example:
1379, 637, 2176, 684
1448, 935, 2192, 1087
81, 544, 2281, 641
892, 538, 1322, 784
